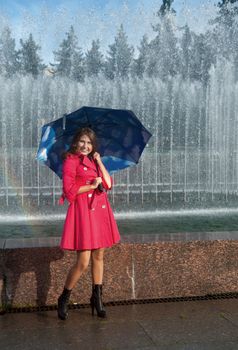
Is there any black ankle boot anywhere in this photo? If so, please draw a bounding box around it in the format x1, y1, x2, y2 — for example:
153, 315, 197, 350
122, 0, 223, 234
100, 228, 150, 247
90, 284, 106, 318
57, 287, 72, 320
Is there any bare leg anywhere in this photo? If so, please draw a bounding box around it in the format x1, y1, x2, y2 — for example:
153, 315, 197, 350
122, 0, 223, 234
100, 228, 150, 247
65, 250, 91, 290
58, 250, 91, 320
91, 248, 105, 284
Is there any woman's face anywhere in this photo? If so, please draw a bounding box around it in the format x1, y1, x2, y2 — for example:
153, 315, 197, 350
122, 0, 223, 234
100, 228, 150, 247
77, 134, 93, 156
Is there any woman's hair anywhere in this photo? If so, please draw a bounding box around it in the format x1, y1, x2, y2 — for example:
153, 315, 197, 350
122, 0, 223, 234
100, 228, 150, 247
62, 127, 98, 160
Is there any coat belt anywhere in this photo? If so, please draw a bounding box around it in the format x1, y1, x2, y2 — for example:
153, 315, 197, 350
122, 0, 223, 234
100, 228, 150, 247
89, 189, 104, 210
58, 187, 103, 207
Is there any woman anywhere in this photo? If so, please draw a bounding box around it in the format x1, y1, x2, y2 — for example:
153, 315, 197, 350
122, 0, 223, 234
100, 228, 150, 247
57, 127, 120, 320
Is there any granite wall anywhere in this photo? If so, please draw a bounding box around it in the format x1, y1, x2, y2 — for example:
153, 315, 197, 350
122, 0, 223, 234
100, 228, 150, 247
1, 233, 238, 309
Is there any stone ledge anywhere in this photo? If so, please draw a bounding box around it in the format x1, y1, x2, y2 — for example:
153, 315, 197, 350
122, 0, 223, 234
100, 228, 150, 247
1, 236, 238, 308
1, 231, 238, 249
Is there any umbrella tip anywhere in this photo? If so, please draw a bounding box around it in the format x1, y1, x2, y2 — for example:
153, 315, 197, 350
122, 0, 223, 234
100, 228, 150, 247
63, 114, 66, 130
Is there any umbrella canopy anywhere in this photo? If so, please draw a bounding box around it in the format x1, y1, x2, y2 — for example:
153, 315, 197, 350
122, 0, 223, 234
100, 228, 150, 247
36, 106, 152, 178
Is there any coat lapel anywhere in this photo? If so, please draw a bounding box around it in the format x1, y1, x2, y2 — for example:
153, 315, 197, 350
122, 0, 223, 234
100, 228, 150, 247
78, 153, 97, 173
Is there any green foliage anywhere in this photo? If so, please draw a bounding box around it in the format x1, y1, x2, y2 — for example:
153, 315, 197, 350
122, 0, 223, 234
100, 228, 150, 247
210, 0, 238, 67
53, 26, 85, 82
133, 35, 150, 79
104, 24, 134, 80
0, 0, 238, 83
19, 33, 44, 77
149, 13, 179, 80
180, 26, 215, 83
85, 39, 104, 77
0, 27, 20, 77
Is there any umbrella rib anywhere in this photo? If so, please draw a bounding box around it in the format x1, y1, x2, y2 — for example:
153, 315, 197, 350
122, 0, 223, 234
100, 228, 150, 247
37, 107, 151, 178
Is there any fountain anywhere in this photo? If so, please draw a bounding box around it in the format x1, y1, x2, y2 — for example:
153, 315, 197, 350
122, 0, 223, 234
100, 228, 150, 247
0, 2, 237, 230
1, 2, 238, 310
0, 62, 238, 227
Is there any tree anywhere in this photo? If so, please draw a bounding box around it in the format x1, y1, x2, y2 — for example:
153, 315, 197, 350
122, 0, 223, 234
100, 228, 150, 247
210, 0, 238, 61
189, 32, 215, 83
104, 24, 134, 80
217, 0, 238, 26
85, 39, 104, 77
0, 27, 20, 77
71, 50, 85, 82
19, 33, 44, 77
53, 26, 85, 81
180, 25, 193, 80
148, 12, 179, 79
132, 35, 150, 78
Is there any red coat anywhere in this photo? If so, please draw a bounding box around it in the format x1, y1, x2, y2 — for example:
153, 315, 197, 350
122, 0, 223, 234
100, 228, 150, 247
60, 153, 120, 251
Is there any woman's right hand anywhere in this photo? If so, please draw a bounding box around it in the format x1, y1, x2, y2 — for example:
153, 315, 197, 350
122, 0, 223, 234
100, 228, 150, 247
91, 177, 102, 189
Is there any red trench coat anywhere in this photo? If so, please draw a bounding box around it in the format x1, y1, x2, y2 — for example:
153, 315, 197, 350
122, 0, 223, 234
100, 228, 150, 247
60, 153, 120, 251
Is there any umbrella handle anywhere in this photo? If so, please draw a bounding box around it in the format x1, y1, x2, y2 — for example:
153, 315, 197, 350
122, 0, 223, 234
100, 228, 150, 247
94, 158, 104, 192
98, 183, 104, 193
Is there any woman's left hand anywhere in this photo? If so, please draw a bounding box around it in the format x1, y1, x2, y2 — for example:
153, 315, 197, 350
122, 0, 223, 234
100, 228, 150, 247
93, 152, 101, 163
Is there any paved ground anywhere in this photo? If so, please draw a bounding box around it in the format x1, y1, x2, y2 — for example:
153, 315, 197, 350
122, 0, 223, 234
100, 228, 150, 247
1, 298, 238, 349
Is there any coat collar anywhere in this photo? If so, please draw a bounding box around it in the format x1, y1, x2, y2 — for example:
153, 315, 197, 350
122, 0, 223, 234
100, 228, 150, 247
77, 152, 97, 172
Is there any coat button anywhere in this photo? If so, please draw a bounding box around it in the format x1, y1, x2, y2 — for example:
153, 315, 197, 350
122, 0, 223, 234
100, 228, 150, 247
83, 167, 87, 171
88, 193, 92, 198
91, 208, 95, 211
102, 205, 106, 209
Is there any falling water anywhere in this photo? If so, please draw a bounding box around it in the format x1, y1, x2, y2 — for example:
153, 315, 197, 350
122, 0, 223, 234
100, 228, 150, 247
0, 61, 238, 216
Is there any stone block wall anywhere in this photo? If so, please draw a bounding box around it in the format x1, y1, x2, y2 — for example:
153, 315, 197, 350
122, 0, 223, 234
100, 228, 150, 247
1, 234, 238, 309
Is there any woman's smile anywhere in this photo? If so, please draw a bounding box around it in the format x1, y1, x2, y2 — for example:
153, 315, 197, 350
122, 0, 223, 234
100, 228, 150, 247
77, 134, 93, 155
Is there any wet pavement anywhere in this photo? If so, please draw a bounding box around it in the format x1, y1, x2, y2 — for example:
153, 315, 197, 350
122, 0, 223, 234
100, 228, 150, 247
1, 298, 238, 349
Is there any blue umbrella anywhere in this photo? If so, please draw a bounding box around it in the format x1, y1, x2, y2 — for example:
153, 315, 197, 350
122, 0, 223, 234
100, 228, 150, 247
36, 106, 152, 178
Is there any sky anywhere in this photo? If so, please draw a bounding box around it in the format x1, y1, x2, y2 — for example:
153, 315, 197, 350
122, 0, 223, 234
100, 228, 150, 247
0, 0, 219, 63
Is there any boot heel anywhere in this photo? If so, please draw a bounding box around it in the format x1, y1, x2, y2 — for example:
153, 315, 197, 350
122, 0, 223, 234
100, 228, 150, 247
90, 284, 107, 318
